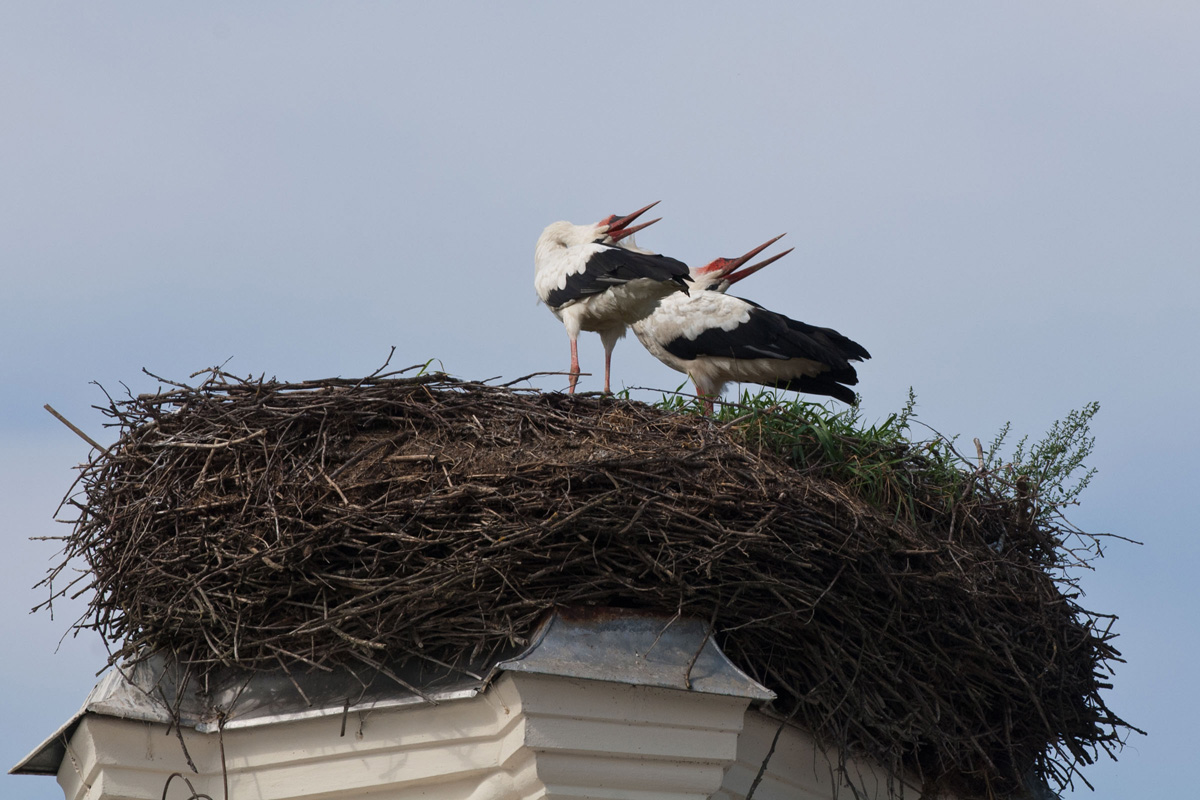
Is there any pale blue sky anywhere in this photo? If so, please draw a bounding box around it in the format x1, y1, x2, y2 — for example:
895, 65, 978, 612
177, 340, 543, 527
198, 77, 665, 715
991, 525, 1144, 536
3, 3, 1197, 797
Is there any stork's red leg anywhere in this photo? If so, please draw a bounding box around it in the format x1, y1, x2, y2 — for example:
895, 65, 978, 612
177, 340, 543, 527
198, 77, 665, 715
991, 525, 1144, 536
569, 338, 580, 394
603, 346, 613, 394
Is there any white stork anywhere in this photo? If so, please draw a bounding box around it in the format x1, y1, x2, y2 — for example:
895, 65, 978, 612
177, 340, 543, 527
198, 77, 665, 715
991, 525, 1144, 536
630, 240, 870, 413
534, 203, 692, 394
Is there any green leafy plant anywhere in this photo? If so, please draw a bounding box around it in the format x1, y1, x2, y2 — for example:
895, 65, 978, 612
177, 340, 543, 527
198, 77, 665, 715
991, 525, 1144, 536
993, 401, 1100, 520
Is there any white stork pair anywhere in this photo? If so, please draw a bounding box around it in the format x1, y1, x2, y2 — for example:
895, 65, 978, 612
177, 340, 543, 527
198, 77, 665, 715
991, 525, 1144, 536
533, 204, 870, 412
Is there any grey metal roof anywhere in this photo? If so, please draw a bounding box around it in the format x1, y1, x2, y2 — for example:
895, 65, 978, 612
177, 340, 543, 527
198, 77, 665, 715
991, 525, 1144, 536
499, 607, 775, 699
11, 608, 772, 776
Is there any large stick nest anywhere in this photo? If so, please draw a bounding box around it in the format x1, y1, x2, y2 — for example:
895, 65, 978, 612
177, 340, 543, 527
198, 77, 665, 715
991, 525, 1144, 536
45, 368, 1129, 798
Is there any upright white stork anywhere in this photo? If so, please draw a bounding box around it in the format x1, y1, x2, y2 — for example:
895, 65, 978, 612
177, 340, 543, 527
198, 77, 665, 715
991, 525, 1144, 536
631, 239, 870, 413
534, 203, 692, 394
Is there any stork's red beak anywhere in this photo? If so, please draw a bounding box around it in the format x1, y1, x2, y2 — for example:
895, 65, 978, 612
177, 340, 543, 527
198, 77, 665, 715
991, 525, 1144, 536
602, 201, 661, 237
723, 246, 794, 286
726, 234, 787, 272
698, 234, 788, 279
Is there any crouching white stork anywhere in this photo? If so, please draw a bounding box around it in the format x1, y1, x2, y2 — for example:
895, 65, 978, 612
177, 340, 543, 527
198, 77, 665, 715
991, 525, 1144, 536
535, 203, 692, 393
631, 240, 870, 413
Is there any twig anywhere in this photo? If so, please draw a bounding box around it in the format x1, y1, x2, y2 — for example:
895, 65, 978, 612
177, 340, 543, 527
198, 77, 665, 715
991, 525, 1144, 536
498, 370, 580, 387
43, 404, 110, 455
745, 712, 792, 800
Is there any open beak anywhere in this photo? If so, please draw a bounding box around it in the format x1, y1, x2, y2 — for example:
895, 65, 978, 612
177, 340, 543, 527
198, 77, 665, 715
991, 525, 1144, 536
726, 234, 787, 272
603, 201, 660, 236
698, 234, 788, 280
723, 247, 794, 286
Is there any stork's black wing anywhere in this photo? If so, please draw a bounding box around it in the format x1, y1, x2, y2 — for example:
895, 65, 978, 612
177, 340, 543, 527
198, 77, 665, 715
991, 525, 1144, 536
544, 244, 692, 308
665, 302, 866, 366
